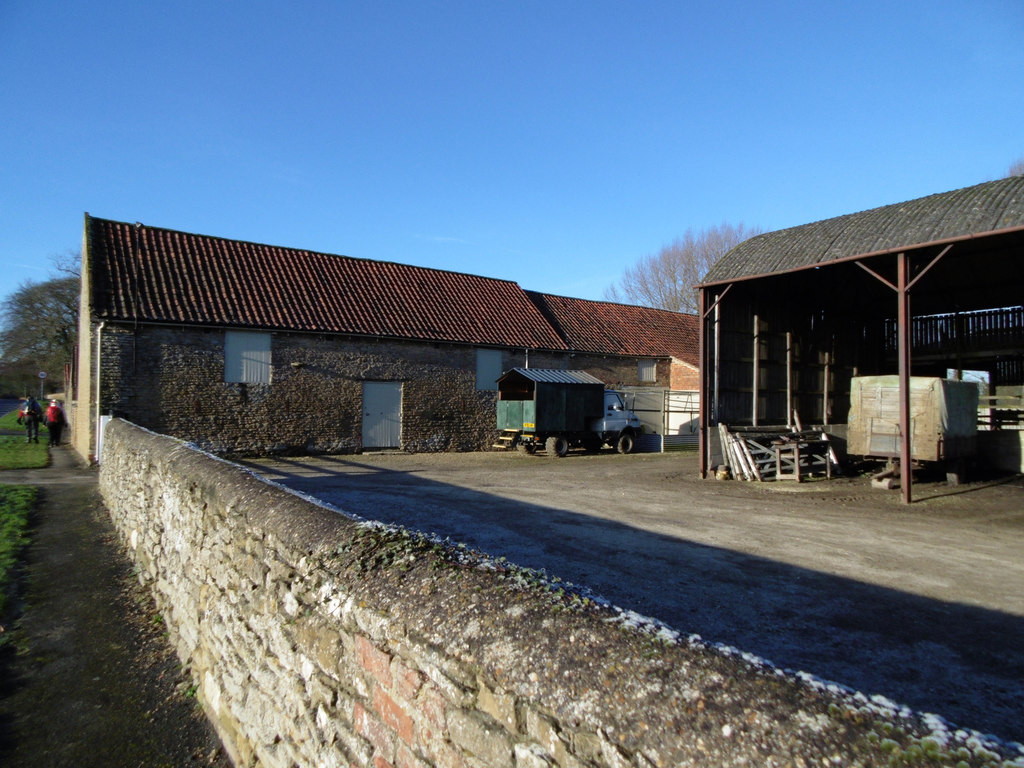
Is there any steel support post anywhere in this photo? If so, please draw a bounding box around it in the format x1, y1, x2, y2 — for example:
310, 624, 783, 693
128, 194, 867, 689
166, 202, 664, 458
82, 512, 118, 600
897, 252, 913, 504
698, 287, 708, 477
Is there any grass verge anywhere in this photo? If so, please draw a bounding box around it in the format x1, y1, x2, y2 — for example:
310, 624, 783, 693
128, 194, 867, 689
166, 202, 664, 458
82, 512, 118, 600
0, 436, 50, 470
0, 405, 31, 430
0, 484, 35, 616
1, 407, 53, 467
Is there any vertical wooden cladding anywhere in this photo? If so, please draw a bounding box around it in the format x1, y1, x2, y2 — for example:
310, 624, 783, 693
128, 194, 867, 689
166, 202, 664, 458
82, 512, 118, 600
709, 290, 859, 427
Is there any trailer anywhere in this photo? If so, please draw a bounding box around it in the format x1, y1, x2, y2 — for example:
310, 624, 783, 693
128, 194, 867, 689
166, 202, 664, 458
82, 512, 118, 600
493, 368, 642, 457
847, 375, 978, 484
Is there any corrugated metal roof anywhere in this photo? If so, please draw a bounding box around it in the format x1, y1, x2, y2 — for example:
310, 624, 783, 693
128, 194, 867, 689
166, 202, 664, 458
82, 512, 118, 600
702, 176, 1024, 285
499, 368, 605, 385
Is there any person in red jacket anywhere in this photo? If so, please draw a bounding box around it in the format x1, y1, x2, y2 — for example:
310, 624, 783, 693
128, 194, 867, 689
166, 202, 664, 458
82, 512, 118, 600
45, 399, 68, 446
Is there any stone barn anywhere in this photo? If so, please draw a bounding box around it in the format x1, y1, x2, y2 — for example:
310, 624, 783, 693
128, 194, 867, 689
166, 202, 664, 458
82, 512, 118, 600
71, 215, 699, 460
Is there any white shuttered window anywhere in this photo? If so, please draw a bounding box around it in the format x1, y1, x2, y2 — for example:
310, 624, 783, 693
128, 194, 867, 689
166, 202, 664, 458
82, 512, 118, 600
638, 359, 657, 383
476, 349, 503, 390
225, 331, 271, 384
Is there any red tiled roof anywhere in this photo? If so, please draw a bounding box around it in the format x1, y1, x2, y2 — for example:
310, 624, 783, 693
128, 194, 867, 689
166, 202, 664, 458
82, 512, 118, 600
526, 291, 699, 365
86, 216, 568, 350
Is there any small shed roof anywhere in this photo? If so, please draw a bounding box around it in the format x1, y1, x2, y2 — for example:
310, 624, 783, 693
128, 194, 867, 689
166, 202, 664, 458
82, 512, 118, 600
497, 368, 605, 386
702, 176, 1024, 286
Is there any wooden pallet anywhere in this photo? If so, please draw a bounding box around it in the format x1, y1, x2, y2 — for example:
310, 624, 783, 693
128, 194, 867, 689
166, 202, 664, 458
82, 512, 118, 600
719, 425, 837, 482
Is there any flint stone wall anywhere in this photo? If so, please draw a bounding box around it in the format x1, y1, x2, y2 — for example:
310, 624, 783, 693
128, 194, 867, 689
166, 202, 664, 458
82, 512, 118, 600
99, 419, 970, 768
89, 324, 678, 459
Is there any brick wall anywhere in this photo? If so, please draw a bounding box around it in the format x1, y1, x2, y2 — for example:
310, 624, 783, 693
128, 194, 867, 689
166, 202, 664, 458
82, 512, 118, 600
670, 360, 700, 391
96, 419, 998, 768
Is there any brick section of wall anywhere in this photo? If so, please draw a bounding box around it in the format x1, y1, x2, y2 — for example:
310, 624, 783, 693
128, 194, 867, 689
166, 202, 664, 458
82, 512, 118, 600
97, 419, 971, 768
670, 361, 700, 391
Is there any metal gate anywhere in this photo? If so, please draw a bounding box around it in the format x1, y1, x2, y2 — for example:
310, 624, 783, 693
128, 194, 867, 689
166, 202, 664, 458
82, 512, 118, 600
618, 388, 700, 452
664, 390, 700, 451
362, 381, 402, 449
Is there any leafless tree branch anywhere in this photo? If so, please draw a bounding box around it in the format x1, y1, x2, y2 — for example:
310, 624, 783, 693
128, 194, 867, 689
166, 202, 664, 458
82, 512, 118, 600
604, 223, 764, 313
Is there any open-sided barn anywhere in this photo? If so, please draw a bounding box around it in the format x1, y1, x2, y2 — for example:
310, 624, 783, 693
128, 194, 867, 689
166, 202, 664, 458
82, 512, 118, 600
697, 176, 1024, 501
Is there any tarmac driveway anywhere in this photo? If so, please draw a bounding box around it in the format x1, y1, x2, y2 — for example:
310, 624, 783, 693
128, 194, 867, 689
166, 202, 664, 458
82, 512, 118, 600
241, 450, 1024, 745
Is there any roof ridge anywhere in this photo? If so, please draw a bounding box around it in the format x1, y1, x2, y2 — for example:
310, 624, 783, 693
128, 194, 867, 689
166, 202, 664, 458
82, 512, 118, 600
85, 215, 569, 349
85, 215, 699, 361
703, 176, 1024, 285
739, 176, 1024, 246
527, 289, 698, 317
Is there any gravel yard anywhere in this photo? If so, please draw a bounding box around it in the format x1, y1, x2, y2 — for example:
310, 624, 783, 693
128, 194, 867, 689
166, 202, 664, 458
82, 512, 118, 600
243, 449, 1024, 746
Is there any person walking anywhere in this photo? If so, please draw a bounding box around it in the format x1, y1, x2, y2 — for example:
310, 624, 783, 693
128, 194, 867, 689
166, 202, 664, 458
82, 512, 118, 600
45, 399, 68, 445
17, 396, 43, 443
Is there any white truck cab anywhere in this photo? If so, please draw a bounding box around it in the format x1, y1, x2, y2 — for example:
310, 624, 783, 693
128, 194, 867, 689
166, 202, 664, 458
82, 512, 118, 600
589, 390, 643, 454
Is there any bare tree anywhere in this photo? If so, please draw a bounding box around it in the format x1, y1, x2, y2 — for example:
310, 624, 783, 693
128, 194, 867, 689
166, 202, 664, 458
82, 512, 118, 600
0, 272, 79, 396
604, 223, 763, 314
1009, 157, 1024, 177
50, 248, 82, 278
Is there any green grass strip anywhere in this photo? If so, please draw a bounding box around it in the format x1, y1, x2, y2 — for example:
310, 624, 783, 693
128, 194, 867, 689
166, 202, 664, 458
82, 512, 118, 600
1, 405, 54, 445
0, 407, 24, 430
0, 484, 35, 616
0, 435, 50, 470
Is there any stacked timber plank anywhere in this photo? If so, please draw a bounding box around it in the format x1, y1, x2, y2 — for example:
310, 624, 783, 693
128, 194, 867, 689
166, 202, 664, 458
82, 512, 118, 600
718, 425, 838, 482
718, 424, 762, 480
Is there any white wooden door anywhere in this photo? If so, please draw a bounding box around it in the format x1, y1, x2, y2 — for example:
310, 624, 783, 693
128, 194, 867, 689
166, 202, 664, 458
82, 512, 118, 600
362, 381, 402, 448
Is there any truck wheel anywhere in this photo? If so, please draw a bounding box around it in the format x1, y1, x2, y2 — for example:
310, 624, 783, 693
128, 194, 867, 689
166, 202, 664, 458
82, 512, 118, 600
545, 436, 569, 458
517, 443, 536, 454
615, 432, 635, 455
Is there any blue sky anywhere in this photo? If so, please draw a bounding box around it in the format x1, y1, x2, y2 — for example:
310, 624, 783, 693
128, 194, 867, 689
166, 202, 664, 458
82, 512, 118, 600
2, 1, 1022, 303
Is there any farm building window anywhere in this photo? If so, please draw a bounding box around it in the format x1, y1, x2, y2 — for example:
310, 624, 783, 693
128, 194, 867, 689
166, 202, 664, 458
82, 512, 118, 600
638, 359, 657, 383
225, 331, 271, 384
476, 349, 503, 390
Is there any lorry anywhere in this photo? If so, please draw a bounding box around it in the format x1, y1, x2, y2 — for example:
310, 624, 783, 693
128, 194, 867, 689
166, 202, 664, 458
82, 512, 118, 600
493, 368, 643, 457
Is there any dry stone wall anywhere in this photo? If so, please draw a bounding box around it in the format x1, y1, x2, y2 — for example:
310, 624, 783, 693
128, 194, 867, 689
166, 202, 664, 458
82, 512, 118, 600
98, 419, 1009, 768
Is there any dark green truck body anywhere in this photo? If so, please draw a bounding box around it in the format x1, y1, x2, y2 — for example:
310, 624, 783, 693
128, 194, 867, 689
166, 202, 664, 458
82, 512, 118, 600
496, 368, 605, 434
495, 368, 642, 456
